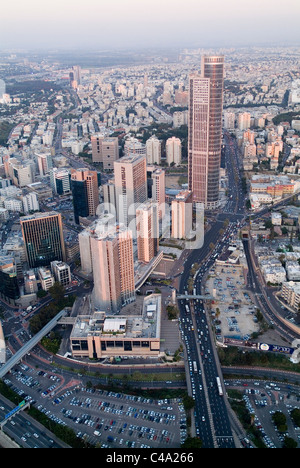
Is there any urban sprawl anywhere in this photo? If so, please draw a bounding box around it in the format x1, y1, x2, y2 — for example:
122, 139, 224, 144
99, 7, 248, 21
0, 46, 300, 449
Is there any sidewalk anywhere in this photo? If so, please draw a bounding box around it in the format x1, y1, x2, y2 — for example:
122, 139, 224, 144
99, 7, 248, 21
0, 429, 20, 448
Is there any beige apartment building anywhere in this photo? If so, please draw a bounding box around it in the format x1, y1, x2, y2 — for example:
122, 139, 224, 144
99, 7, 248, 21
171, 190, 193, 240
136, 200, 159, 263
114, 153, 147, 227
91, 134, 119, 170
166, 136, 182, 166
88, 223, 135, 313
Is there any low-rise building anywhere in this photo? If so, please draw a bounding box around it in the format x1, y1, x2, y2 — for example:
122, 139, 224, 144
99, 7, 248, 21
285, 261, 300, 281
70, 294, 161, 359
281, 281, 300, 310
51, 261, 71, 287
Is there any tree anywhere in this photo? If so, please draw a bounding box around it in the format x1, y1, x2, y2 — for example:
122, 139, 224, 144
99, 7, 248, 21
181, 437, 202, 448
48, 282, 65, 304
282, 436, 298, 448
182, 394, 195, 411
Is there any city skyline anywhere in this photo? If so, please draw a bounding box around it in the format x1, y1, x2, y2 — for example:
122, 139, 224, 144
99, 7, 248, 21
1, 0, 300, 50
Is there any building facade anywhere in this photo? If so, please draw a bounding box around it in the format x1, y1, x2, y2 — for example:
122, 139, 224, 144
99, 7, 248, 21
89, 224, 135, 313
91, 134, 119, 170
188, 55, 224, 209
114, 153, 147, 227
71, 168, 99, 224
20, 212, 66, 268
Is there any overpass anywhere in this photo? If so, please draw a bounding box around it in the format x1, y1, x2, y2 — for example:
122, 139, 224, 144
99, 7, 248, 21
177, 294, 213, 301
0, 308, 70, 379
0, 400, 31, 429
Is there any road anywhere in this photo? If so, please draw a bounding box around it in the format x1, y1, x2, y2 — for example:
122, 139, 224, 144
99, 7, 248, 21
243, 239, 300, 343
177, 133, 246, 448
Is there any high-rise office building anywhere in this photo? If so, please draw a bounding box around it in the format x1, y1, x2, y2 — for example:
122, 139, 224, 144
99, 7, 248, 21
171, 190, 193, 240
71, 168, 99, 224
70, 65, 81, 88
20, 212, 66, 268
51, 260, 71, 287
90, 223, 135, 313
188, 55, 224, 209
136, 201, 159, 264
50, 168, 71, 195
147, 166, 166, 220
0, 255, 20, 304
36, 151, 53, 176
114, 153, 147, 227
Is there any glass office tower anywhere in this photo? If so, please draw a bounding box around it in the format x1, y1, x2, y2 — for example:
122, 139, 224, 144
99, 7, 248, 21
20, 212, 66, 268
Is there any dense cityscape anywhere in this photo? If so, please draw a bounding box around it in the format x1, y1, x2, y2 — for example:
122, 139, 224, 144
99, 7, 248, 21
0, 1, 300, 454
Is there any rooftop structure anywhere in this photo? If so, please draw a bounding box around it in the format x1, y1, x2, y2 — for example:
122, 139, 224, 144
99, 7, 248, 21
70, 294, 161, 359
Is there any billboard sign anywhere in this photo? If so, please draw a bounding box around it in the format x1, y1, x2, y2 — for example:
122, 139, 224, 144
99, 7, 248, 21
4, 400, 26, 420
258, 343, 294, 355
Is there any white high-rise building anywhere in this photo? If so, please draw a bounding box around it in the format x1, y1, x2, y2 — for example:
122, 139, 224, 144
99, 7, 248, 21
146, 136, 161, 165
148, 166, 166, 220
114, 153, 147, 227
22, 192, 39, 214
237, 112, 251, 131
171, 190, 193, 240
166, 137, 182, 166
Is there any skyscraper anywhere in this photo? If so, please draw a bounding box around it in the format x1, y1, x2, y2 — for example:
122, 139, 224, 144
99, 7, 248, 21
188, 55, 224, 209
89, 223, 135, 313
71, 169, 99, 224
114, 153, 147, 227
20, 212, 66, 268
136, 200, 159, 264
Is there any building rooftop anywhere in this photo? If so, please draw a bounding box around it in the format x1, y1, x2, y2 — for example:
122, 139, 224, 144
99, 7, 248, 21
71, 294, 161, 341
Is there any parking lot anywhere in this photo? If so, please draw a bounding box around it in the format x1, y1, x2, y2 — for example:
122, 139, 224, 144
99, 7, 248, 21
206, 263, 260, 341
3, 363, 185, 448
227, 379, 300, 448
55, 388, 184, 448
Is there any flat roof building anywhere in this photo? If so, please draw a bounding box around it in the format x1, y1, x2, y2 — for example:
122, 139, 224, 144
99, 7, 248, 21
70, 294, 161, 359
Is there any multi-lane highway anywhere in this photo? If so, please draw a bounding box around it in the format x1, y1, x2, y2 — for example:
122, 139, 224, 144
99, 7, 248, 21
177, 133, 246, 448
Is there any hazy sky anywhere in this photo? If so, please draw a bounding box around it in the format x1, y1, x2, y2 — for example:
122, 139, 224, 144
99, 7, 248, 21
1, 0, 300, 50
